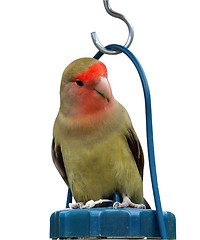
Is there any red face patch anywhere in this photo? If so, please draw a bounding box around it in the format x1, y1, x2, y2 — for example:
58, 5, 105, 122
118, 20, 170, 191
72, 62, 107, 84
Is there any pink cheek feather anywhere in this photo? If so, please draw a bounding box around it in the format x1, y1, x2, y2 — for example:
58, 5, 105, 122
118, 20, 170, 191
70, 85, 108, 115
69, 62, 110, 115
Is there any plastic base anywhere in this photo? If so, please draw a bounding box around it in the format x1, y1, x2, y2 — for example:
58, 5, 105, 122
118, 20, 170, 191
50, 208, 176, 239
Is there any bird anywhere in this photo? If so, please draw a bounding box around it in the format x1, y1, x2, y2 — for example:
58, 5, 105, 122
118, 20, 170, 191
52, 57, 150, 209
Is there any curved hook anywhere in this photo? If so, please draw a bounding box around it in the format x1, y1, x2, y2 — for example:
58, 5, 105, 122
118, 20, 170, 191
91, 0, 134, 55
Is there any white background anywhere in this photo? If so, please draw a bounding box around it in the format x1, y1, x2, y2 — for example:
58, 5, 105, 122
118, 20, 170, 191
0, 0, 199, 239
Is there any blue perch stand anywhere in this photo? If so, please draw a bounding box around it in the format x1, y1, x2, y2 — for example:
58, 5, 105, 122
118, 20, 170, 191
50, 208, 176, 239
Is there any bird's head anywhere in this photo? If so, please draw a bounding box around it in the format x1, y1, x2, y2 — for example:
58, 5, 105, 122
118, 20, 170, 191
60, 58, 114, 118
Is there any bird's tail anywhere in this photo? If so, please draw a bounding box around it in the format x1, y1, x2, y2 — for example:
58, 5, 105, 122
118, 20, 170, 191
143, 198, 151, 209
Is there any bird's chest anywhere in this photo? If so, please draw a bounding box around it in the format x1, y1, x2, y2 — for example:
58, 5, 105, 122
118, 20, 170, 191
61, 132, 126, 201
63, 134, 117, 179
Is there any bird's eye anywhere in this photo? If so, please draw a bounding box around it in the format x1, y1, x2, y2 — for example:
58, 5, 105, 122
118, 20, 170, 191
75, 79, 84, 86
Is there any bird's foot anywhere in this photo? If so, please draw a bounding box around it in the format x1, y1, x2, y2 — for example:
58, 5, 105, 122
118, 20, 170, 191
69, 202, 84, 209
81, 200, 97, 209
82, 199, 113, 209
113, 195, 146, 209
69, 199, 113, 209
113, 201, 146, 209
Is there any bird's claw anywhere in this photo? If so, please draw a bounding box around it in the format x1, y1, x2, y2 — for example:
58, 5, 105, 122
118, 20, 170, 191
69, 202, 84, 209
113, 195, 146, 209
82, 200, 96, 209
70, 199, 113, 209
113, 201, 146, 209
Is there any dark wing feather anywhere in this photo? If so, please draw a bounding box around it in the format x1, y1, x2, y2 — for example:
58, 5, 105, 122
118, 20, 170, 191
51, 138, 69, 186
144, 198, 151, 209
125, 128, 144, 179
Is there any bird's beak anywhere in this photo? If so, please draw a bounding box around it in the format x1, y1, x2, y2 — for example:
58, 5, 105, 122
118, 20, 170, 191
95, 77, 111, 103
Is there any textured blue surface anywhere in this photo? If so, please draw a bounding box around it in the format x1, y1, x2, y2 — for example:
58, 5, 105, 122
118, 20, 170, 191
50, 208, 176, 239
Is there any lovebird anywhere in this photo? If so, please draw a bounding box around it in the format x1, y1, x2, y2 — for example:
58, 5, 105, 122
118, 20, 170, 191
52, 58, 150, 209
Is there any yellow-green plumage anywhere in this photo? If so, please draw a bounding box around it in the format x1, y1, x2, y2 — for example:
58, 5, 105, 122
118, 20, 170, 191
53, 101, 143, 204
52, 58, 145, 207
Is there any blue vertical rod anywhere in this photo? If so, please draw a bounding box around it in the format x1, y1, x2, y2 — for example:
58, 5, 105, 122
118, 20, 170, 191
66, 188, 72, 208
114, 192, 120, 202
94, 44, 167, 240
